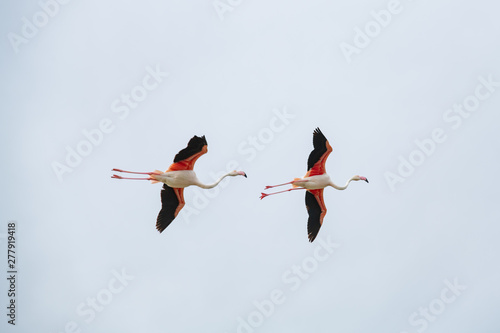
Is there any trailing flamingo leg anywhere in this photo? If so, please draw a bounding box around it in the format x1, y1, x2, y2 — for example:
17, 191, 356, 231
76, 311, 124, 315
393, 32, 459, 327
260, 187, 305, 200
111, 168, 162, 175
264, 181, 298, 189
111, 174, 153, 180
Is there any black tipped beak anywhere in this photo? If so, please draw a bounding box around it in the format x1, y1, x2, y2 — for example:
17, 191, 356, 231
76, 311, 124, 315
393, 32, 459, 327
244, 173, 247, 178
365, 178, 369, 183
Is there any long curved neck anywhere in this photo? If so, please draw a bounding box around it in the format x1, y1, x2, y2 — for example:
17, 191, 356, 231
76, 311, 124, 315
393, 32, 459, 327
330, 176, 356, 190
196, 172, 232, 189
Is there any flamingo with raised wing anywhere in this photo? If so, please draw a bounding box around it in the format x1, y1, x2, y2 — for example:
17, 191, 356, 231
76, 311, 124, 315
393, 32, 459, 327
112, 135, 247, 233
260, 128, 368, 242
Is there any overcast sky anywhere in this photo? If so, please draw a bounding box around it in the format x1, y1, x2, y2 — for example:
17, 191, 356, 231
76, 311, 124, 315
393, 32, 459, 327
1, 0, 500, 332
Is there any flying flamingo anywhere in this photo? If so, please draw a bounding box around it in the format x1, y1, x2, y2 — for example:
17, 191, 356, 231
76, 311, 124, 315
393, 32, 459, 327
111, 135, 247, 233
260, 128, 368, 242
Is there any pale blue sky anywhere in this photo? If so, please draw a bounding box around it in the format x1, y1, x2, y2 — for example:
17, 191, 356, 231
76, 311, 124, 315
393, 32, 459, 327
1, 0, 500, 332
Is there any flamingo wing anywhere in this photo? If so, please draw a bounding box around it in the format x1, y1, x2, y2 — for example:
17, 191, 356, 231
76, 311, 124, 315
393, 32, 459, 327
156, 184, 185, 233
167, 135, 208, 171
306, 128, 333, 177
305, 189, 327, 242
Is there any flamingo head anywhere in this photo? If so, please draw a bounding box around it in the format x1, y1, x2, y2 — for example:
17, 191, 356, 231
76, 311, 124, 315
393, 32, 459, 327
353, 175, 369, 183
230, 170, 247, 178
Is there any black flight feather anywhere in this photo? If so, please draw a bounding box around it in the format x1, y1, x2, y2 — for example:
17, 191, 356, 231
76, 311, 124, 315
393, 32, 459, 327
307, 128, 328, 171
156, 184, 179, 233
173, 135, 207, 163
305, 190, 322, 242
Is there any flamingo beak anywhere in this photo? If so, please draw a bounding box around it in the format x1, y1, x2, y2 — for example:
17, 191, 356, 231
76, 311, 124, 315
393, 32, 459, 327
238, 171, 247, 178
364, 178, 369, 183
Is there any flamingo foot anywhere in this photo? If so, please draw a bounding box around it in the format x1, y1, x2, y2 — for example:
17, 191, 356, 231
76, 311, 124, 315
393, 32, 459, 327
111, 174, 123, 179
260, 193, 269, 200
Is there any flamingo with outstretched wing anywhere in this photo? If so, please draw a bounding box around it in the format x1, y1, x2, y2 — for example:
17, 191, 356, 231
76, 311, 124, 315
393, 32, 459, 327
112, 135, 247, 233
260, 128, 368, 242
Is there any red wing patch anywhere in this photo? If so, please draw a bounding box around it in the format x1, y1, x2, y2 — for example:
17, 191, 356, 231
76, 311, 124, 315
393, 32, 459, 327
307, 128, 333, 176
307, 141, 332, 176
173, 188, 185, 217
167, 145, 207, 171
